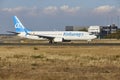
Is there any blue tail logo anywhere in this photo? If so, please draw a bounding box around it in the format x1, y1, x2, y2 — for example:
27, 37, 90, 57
13, 16, 29, 33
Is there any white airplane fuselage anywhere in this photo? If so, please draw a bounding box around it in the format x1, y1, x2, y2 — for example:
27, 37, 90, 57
18, 31, 96, 42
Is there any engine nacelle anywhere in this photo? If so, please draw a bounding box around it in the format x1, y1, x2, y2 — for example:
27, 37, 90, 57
53, 37, 63, 42
63, 40, 71, 42
53, 37, 71, 43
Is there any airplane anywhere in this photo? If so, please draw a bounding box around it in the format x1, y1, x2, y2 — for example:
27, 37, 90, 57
9, 16, 96, 43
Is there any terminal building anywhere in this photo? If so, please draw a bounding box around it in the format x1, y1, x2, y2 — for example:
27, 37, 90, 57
88, 26, 100, 36
65, 24, 118, 38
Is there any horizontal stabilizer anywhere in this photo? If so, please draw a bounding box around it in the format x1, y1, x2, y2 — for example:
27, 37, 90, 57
7, 31, 20, 34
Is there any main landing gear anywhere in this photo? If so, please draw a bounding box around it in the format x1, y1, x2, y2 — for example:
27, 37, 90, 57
49, 40, 53, 44
49, 40, 57, 44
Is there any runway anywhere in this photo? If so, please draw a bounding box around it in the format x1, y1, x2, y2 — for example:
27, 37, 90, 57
0, 43, 120, 46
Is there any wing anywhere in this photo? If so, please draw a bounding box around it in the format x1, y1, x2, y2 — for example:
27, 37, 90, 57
28, 33, 54, 40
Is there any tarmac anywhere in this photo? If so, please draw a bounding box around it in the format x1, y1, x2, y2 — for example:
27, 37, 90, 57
0, 43, 120, 46
1, 35, 120, 46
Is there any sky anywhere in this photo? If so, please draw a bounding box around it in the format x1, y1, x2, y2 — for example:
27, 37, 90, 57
0, 0, 120, 33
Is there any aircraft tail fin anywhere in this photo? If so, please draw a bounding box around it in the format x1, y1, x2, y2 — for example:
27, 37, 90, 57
13, 16, 29, 33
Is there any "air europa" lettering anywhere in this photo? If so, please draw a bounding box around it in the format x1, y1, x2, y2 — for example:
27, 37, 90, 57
63, 32, 84, 37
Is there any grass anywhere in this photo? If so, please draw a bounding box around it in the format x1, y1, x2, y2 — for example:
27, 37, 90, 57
0, 45, 120, 80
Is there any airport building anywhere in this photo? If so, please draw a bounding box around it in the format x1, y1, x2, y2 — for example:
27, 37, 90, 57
88, 26, 100, 36
100, 24, 118, 38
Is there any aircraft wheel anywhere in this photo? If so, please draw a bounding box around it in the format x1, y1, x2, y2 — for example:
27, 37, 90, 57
49, 40, 53, 44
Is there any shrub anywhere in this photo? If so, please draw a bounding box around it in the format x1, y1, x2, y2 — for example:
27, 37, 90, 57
31, 54, 44, 59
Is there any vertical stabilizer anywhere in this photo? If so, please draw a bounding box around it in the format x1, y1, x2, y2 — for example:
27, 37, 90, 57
13, 16, 29, 33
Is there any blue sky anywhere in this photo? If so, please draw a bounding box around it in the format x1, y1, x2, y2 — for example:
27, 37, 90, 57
0, 0, 120, 33
0, 0, 119, 9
